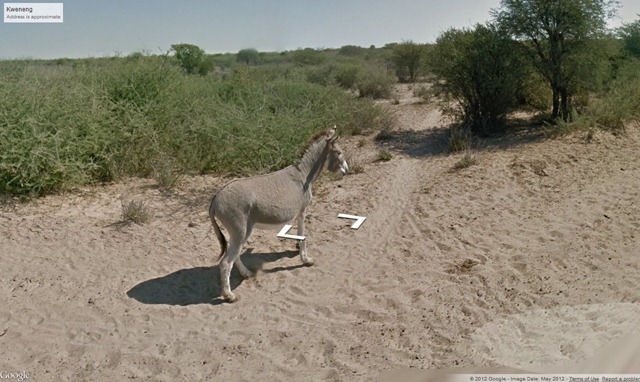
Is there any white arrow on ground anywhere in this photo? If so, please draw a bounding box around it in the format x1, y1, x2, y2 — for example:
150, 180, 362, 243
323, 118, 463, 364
338, 214, 367, 229
277, 225, 305, 241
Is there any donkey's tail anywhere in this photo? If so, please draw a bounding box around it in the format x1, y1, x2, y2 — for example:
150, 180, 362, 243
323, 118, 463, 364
209, 199, 227, 264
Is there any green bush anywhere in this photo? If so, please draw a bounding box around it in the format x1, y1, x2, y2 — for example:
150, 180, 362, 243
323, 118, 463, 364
291, 48, 325, 66
518, 71, 552, 111
603, 59, 640, 124
553, 58, 640, 135
0, 64, 115, 194
376, 149, 393, 162
334, 64, 360, 89
0, 56, 392, 196
237, 48, 260, 65
305, 64, 335, 86
619, 19, 640, 58
210, 53, 236, 69
428, 23, 527, 135
196, 57, 215, 76
391, 40, 424, 82
338, 45, 363, 56
356, 67, 394, 99
171, 43, 211, 75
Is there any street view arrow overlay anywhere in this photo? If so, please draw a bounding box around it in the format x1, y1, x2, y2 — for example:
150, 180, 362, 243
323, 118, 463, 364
277, 225, 305, 241
338, 214, 367, 229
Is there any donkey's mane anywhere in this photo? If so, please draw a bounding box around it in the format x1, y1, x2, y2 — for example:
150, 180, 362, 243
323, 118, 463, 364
298, 129, 332, 158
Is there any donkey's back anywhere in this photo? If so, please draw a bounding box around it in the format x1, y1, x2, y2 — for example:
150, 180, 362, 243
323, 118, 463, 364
210, 166, 307, 229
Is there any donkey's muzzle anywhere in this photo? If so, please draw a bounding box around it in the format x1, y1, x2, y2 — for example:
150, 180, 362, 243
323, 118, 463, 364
340, 161, 349, 174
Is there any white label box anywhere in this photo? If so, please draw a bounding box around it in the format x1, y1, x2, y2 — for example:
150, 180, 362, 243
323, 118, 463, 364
4, 3, 63, 23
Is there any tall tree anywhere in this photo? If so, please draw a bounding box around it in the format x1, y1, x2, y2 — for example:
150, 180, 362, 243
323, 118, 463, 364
493, 0, 618, 121
171, 43, 210, 75
391, 40, 424, 82
619, 18, 640, 58
237, 48, 259, 65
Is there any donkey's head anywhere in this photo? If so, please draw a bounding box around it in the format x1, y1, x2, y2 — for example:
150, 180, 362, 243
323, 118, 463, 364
325, 126, 349, 175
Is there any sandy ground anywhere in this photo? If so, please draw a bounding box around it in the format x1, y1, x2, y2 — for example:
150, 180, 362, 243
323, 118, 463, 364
1, 84, 639, 381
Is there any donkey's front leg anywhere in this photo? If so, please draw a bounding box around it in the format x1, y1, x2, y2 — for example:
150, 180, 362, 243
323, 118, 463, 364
297, 209, 314, 266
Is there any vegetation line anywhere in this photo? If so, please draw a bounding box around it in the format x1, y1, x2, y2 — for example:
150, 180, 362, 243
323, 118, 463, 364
1, 0, 639, 197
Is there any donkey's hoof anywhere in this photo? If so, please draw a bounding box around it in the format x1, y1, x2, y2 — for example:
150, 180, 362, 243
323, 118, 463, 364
241, 271, 256, 279
302, 259, 315, 267
223, 293, 239, 303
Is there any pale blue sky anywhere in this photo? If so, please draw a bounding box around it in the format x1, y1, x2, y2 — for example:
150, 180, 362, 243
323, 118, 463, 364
1, 0, 639, 59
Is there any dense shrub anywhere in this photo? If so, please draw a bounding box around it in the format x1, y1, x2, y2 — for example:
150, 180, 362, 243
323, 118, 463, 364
0, 64, 116, 194
291, 48, 325, 66
333, 64, 360, 89
305, 64, 336, 86
618, 19, 640, 58
237, 48, 260, 65
554, 58, 640, 134
210, 53, 236, 69
338, 45, 363, 56
518, 71, 553, 111
171, 43, 211, 75
356, 67, 394, 99
428, 23, 527, 135
391, 40, 424, 82
0, 56, 391, 195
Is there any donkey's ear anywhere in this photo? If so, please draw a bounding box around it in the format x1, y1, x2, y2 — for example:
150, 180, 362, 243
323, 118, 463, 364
328, 125, 337, 139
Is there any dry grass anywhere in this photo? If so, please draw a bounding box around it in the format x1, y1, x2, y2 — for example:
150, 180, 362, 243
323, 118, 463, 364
346, 156, 364, 174
445, 259, 479, 274
446, 125, 472, 153
121, 199, 151, 225
452, 150, 478, 170
152, 157, 182, 190
376, 149, 393, 162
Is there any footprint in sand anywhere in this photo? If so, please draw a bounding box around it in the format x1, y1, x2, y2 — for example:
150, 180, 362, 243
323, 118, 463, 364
466, 302, 640, 370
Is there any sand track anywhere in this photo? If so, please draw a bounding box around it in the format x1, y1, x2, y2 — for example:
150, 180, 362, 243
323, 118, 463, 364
1, 84, 639, 380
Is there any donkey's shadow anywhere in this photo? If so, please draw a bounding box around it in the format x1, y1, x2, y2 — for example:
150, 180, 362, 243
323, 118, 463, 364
126, 249, 300, 306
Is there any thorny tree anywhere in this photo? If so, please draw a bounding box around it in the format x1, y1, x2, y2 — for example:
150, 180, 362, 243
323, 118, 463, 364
493, 0, 618, 121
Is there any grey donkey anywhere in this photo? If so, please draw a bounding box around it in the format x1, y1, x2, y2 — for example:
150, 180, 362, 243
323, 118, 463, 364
209, 126, 348, 302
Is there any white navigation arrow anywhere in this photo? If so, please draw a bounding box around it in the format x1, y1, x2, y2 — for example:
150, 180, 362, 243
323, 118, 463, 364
277, 225, 305, 241
338, 214, 367, 229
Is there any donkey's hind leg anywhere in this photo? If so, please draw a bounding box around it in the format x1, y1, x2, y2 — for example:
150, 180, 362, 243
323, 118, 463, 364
220, 240, 241, 303
220, 221, 257, 303
220, 226, 250, 303
234, 257, 254, 280
234, 224, 255, 279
